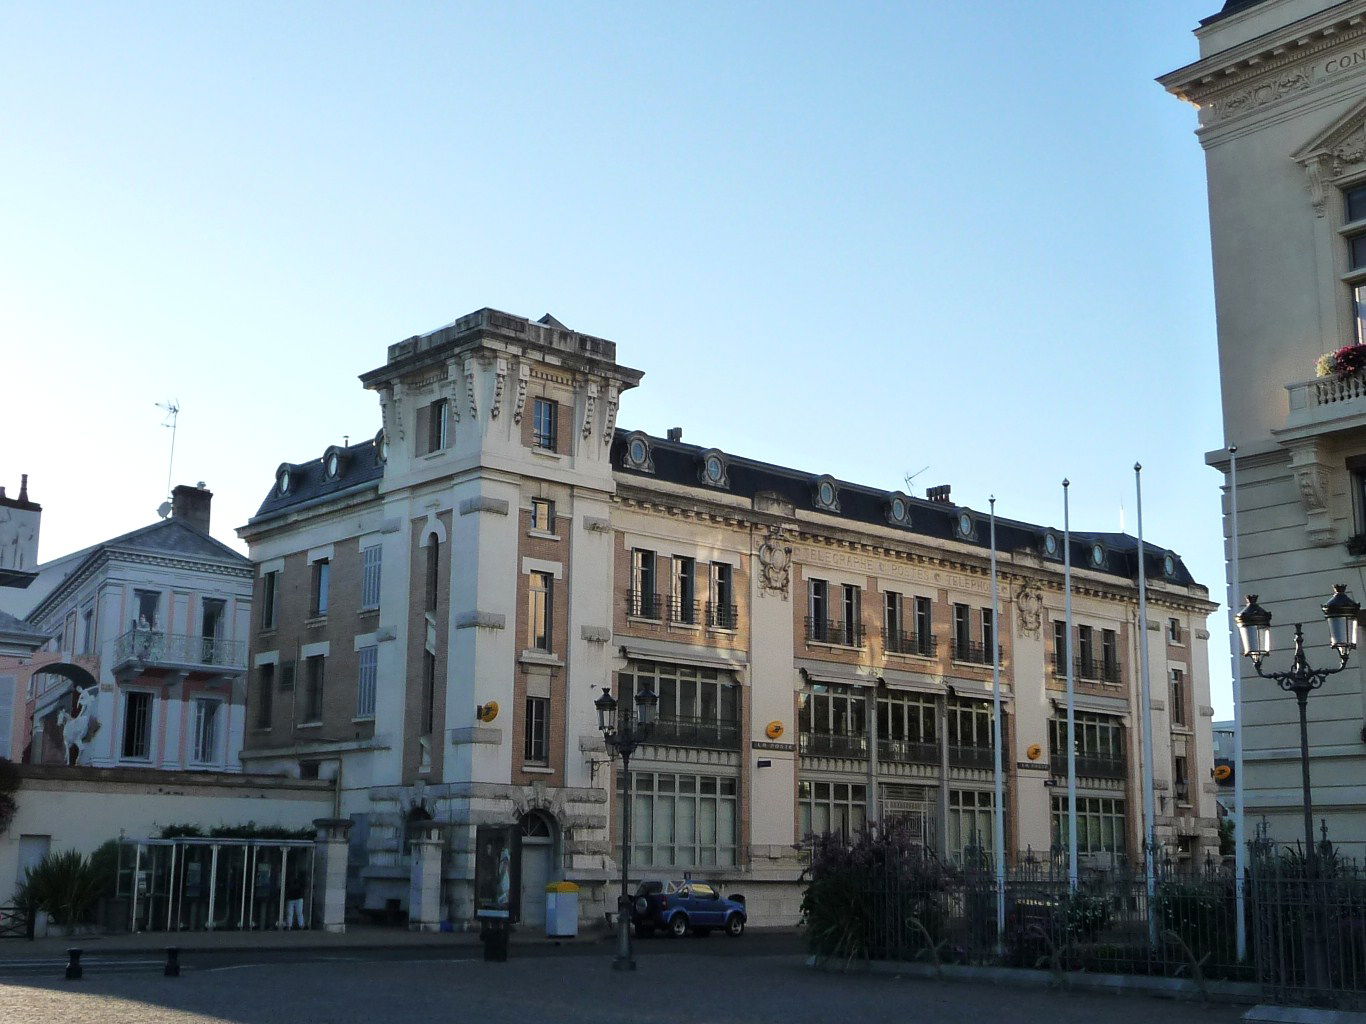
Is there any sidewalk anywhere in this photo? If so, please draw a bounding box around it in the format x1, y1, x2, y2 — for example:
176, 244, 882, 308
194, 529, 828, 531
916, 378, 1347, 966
4, 921, 616, 958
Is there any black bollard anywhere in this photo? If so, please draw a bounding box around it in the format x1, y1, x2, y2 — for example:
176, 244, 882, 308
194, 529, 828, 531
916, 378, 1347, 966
65, 948, 82, 980
480, 921, 509, 962
164, 947, 180, 977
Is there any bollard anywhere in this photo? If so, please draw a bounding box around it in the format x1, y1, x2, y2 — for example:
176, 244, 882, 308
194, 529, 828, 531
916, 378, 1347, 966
164, 947, 180, 977
65, 948, 82, 980
480, 921, 509, 962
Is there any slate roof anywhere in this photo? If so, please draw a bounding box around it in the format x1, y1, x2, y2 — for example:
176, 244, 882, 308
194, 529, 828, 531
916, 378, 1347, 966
1200, 0, 1276, 26
612, 430, 1202, 590
0, 608, 47, 642
101, 518, 251, 564
252, 437, 384, 521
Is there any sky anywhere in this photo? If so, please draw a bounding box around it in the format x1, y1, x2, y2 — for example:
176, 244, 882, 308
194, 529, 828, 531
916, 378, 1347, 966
1, 2, 1236, 713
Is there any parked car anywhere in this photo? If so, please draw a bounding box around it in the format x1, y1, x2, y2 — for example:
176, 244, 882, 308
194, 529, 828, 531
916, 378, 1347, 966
631, 879, 746, 938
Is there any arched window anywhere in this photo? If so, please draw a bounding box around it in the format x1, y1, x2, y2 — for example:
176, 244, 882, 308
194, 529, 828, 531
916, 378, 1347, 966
425, 536, 440, 612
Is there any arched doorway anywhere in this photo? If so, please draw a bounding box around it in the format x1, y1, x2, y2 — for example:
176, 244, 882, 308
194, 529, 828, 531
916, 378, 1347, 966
27, 661, 100, 765
518, 811, 557, 928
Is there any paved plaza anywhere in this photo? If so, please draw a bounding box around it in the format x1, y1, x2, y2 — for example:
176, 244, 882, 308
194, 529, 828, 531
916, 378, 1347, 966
0, 948, 1247, 1024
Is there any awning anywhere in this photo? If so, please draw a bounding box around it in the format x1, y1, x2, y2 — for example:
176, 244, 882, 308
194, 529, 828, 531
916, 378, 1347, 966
795, 659, 877, 688
877, 667, 943, 696
620, 639, 747, 672
946, 677, 1013, 702
1050, 693, 1129, 719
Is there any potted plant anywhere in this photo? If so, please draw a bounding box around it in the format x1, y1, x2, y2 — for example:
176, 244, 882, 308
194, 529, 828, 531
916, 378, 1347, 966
1315, 343, 1366, 379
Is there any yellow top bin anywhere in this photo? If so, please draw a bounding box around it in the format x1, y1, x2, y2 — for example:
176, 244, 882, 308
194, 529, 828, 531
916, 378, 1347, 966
544, 881, 579, 938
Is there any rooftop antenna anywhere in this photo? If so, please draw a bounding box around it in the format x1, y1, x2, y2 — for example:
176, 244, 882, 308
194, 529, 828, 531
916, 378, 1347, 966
903, 466, 930, 491
156, 400, 179, 518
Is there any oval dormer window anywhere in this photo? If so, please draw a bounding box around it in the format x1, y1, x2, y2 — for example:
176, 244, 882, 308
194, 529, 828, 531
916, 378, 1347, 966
1090, 543, 1105, 568
704, 454, 724, 484
891, 496, 907, 522
629, 437, 647, 465
326, 452, 340, 479
818, 481, 835, 507
1163, 553, 1177, 578
958, 512, 973, 537
375, 429, 388, 463
277, 468, 291, 495
1044, 532, 1059, 557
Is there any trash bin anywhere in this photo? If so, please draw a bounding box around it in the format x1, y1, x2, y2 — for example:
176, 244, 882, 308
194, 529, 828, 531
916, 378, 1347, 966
544, 881, 579, 938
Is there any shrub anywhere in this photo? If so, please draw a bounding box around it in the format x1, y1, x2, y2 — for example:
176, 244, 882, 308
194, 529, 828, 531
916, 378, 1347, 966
157, 821, 313, 841
15, 850, 104, 929
0, 757, 18, 837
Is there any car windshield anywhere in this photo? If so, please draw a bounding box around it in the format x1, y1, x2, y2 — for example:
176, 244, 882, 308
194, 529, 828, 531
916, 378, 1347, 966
635, 881, 664, 896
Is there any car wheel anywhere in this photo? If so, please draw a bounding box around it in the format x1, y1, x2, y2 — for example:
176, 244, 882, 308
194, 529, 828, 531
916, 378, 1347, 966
668, 913, 689, 938
634, 923, 654, 939
725, 914, 745, 937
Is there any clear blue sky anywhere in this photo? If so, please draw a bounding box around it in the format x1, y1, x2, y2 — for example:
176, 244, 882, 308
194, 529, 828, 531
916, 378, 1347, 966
1, 2, 1234, 711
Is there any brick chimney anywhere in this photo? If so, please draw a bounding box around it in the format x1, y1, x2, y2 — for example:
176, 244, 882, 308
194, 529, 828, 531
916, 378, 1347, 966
171, 482, 212, 534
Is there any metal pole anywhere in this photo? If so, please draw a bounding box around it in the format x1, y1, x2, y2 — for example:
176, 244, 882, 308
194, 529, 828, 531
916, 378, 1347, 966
131, 844, 142, 934
166, 843, 177, 931
614, 744, 634, 970
1227, 445, 1248, 960
989, 498, 1006, 950
278, 847, 289, 929
206, 845, 218, 931
1064, 480, 1078, 890
1297, 691, 1316, 878
1135, 465, 1157, 939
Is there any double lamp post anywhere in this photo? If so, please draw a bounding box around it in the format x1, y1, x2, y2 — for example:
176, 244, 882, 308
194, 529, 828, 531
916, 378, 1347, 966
1234, 584, 1359, 875
595, 679, 658, 972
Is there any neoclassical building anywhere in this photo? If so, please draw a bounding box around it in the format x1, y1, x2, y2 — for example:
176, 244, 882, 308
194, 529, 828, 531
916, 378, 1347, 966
1163, 0, 1366, 859
238, 308, 1218, 927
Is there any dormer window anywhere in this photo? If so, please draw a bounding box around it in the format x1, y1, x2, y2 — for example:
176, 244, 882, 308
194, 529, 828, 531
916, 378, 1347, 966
698, 450, 729, 489
1043, 532, 1060, 559
813, 475, 839, 513
323, 447, 345, 481
1089, 543, 1106, 568
374, 429, 388, 463
956, 511, 974, 540
1163, 553, 1177, 578
622, 432, 654, 473
886, 491, 912, 528
276, 466, 292, 496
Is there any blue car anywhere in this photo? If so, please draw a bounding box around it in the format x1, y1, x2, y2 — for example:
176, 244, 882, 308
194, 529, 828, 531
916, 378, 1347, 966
632, 879, 746, 938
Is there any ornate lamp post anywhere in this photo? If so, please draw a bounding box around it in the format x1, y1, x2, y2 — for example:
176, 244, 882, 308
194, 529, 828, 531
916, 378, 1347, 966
595, 679, 658, 971
1234, 585, 1359, 876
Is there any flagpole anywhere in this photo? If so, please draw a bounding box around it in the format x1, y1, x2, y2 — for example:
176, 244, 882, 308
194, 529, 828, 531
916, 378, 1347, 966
1229, 445, 1247, 960
989, 497, 1006, 949
1064, 479, 1078, 891
1135, 464, 1158, 937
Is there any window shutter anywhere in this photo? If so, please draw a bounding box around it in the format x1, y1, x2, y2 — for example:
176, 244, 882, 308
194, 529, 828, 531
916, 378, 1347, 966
415, 404, 431, 456
0, 675, 14, 759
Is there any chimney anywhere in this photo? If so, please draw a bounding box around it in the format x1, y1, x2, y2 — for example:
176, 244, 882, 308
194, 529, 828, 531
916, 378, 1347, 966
171, 483, 213, 534
926, 484, 952, 504
666, 427, 683, 442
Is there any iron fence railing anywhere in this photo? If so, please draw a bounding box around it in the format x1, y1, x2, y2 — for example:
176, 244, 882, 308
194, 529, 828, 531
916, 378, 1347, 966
951, 639, 1003, 665
706, 602, 738, 629
668, 596, 700, 626
113, 629, 245, 670
806, 617, 864, 647
649, 715, 741, 750
801, 731, 868, 758
883, 628, 937, 657
627, 590, 663, 620
877, 739, 940, 766
1050, 750, 1127, 780
1052, 655, 1122, 684
949, 742, 1007, 770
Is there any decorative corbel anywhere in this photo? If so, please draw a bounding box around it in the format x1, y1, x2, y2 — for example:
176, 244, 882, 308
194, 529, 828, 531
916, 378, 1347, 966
582, 381, 598, 441
1287, 440, 1336, 547
513, 364, 530, 424
378, 384, 405, 442
463, 356, 478, 421
491, 357, 507, 419
1305, 155, 1329, 218
603, 383, 619, 446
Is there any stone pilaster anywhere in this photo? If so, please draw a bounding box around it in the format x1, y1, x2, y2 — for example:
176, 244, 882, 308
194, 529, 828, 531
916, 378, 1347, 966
407, 822, 444, 931
313, 817, 353, 933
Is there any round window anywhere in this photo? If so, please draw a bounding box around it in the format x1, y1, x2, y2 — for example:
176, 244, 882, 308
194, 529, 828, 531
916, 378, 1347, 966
958, 512, 972, 536
818, 481, 835, 507
1164, 554, 1176, 577
891, 497, 907, 522
278, 469, 291, 495
1044, 533, 1059, 556
628, 438, 647, 465
1091, 543, 1105, 567
378, 433, 389, 462
326, 453, 339, 478
705, 455, 723, 483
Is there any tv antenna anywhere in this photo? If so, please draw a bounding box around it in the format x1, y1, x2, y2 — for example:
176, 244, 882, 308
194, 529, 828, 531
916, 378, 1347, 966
903, 465, 930, 492
156, 400, 180, 518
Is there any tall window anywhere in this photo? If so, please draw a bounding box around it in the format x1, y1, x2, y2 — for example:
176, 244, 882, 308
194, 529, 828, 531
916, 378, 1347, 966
876, 691, 937, 762
625, 770, 738, 867
799, 682, 867, 757
422, 650, 436, 734
1051, 796, 1125, 856
302, 655, 325, 723
671, 556, 696, 623
948, 790, 996, 863
122, 691, 152, 759
1049, 713, 1125, 776
841, 584, 861, 646
1168, 617, 1181, 643
1170, 668, 1187, 726
799, 780, 866, 840
528, 571, 553, 652
427, 398, 449, 453
1347, 184, 1366, 343
532, 397, 558, 450
524, 696, 549, 764
260, 572, 279, 630
255, 663, 275, 728
356, 645, 378, 719
311, 558, 331, 617
1053, 619, 1067, 672
627, 662, 739, 749
81, 607, 95, 654
981, 607, 994, 657
884, 591, 904, 647
709, 562, 735, 628
1078, 624, 1095, 667
425, 537, 440, 612
192, 699, 220, 764
134, 589, 160, 629
808, 579, 829, 640
1173, 754, 1190, 803
1101, 628, 1118, 677
630, 549, 658, 617
530, 498, 555, 533
952, 603, 970, 655
361, 545, 382, 610
914, 596, 932, 650
947, 697, 994, 751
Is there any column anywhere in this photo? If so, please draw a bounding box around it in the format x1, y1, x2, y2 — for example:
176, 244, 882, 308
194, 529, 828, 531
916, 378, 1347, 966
407, 822, 444, 931
313, 818, 353, 933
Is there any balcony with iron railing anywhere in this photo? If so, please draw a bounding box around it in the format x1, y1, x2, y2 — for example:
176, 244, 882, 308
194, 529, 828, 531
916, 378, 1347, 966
1049, 749, 1127, 780
668, 596, 701, 626
627, 590, 664, 620
706, 601, 738, 630
1051, 655, 1122, 684
649, 715, 741, 751
878, 738, 939, 766
112, 628, 246, 675
806, 617, 865, 648
950, 741, 1007, 770
883, 628, 937, 658
950, 639, 1003, 665
800, 731, 868, 758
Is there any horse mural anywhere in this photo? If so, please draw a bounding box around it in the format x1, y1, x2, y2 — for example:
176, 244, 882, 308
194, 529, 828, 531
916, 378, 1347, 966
56, 686, 100, 765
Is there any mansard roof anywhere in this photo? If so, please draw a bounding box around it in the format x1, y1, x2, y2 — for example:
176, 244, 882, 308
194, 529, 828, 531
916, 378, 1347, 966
251, 437, 384, 521
611, 429, 1202, 592
0, 608, 47, 643
1200, 0, 1275, 27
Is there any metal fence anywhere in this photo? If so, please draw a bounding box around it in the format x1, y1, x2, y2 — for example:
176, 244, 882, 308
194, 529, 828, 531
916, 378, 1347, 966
809, 840, 1366, 1008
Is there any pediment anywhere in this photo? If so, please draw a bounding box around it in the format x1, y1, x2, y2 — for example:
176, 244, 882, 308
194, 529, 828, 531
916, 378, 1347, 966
1292, 96, 1366, 167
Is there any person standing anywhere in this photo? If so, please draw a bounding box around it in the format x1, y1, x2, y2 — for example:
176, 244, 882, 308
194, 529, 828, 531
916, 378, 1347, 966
284, 868, 306, 930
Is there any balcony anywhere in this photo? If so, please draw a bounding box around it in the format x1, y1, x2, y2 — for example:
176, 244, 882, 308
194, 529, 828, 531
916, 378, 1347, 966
950, 639, 1002, 665
668, 596, 701, 626
649, 716, 740, 751
627, 590, 664, 620
112, 629, 245, 674
1049, 750, 1127, 780
949, 741, 1006, 770
801, 731, 868, 758
806, 617, 864, 648
1052, 656, 1122, 684
1285, 370, 1366, 435
878, 738, 939, 766
883, 628, 936, 658
705, 602, 738, 630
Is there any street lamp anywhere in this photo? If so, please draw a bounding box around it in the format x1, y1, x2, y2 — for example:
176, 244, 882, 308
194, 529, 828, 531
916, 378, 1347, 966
596, 679, 658, 971
1234, 586, 1359, 876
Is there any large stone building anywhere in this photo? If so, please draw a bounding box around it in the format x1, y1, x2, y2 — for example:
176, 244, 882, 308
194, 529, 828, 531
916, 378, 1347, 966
237, 308, 1218, 928
1163, 0, 1366, 858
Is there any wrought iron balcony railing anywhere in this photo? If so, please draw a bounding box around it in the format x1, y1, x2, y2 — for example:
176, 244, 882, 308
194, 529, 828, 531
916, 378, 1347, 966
113, 629, 245, 673
649, 716, 741, 751
706, 602, 738, 630
800, 731, 868, 758
877, 739, 940, 766
883, 628, 937, 657
806, 617, 864, 647
949, 741, 1007, 770
950, 639, 1003, 665
1051, 655, 1122, 684
1049, 750, 1127, 780
668, 596, 700, 626
627, 590, 664, 620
